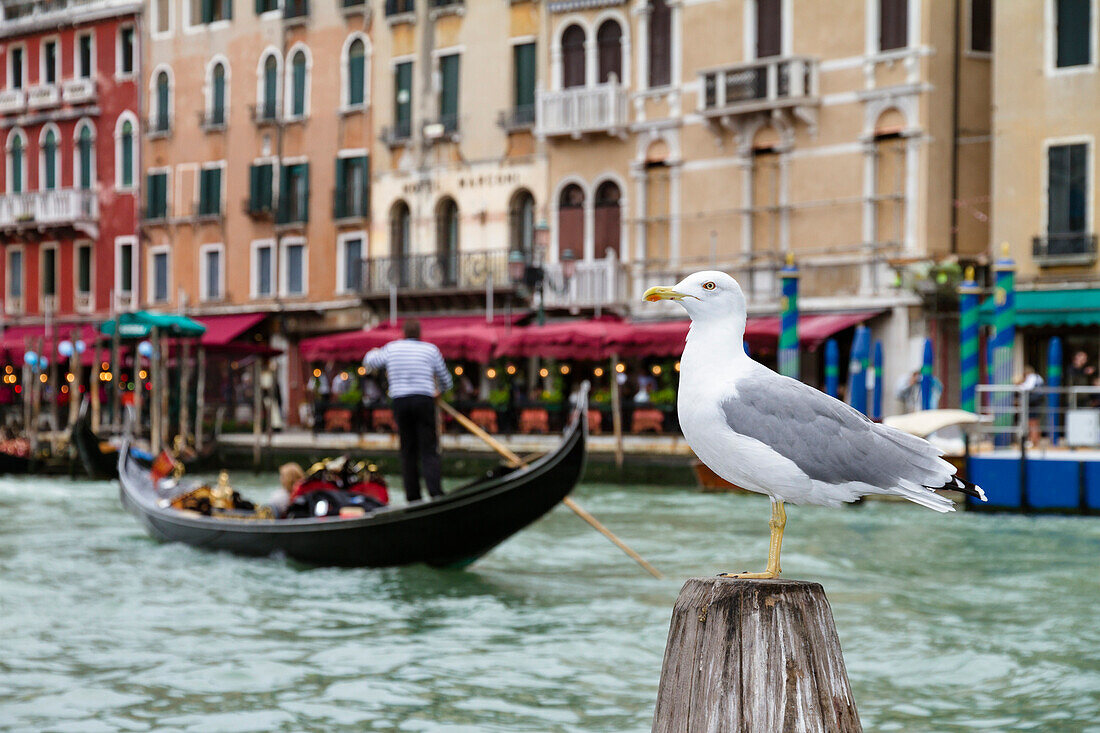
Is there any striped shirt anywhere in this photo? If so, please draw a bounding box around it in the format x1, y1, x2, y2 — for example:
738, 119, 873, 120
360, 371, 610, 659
364, 339, 453, 399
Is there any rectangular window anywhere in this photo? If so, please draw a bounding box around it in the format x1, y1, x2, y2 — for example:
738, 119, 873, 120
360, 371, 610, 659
78, 34, 93, 78
284, 243, 305, 295
8, 250, 23, 299
198, 167, 222, 217
152, 251, 169, 303
147, 172, 168, 219
334, 156, 369, 219
756, 0, 782, 58
42, 248, 56, 298
513, 43, 536, 122
395, 61, 412, 138
156, 0, 170, 33
77, 244, 92, 295
119, 27, 134, 75
970, 0, 992, 53
279, 163, 309, 223
10, 47, 24, 89
254, 243, 274, 296
256, 0, 279, 12
44, 40, 58, 84
879, 0, 908, 51
118, 242, 133, 295
440, 53, 460, 132
1048, 143, 1089, 234
249, 163, 274, 213
203, 248, 222, 300
1056, 0, 1092, 67
342, 237, 363, 292
199, 0, 232, 23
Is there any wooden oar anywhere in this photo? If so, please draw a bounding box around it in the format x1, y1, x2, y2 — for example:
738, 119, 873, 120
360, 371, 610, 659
437, 399, 664, 579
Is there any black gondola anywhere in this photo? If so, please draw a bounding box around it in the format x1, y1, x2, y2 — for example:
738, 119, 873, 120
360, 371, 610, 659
118, 393, 588, 568
0, 450, 29, 474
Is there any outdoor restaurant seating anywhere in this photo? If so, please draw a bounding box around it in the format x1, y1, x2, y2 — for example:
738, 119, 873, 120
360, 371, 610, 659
519, 408, 550, 434
470, 408, 498, 434
587, 409, 602, 434
372, 408, 398, 432
324, 408, 353, 432
631, 408, 665, 434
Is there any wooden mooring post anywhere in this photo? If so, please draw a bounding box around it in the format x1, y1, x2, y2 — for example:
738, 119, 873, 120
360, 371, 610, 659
652, 578, 861, 733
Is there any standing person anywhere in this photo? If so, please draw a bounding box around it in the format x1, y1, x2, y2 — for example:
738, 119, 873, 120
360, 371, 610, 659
1068, 350, 1095, 387
363, 319, 453, 503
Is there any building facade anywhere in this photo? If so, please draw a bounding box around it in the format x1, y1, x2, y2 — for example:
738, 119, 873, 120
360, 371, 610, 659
536, 0, 992, 407
0, 0, 141, 329
991, 0, 1098, 366
141, 0, 373, 419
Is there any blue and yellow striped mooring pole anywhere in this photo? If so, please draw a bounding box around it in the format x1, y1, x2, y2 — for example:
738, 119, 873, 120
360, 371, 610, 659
779, 253, 799, 380
958, 266, 980, 413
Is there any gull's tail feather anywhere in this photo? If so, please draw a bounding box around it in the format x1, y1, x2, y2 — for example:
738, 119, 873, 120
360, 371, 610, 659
892, 481, 956, 513
928, 474, 987, 502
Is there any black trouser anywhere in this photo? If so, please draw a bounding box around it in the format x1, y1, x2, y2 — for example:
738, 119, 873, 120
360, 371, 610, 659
392, 395, 443, 502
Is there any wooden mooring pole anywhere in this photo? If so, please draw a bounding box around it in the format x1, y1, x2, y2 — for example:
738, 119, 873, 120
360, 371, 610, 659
652, 578, 861, 733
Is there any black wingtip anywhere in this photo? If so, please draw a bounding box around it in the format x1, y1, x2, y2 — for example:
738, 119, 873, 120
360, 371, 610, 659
927, 475, 987, 502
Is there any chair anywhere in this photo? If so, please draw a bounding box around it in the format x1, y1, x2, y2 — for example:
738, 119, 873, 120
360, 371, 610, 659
470, 407, 499, 434
587, 409, 603, 434
372, 408, 398, 432
324, 408, 353, 432
519, 407, 550, 434
631, 407, 664, 434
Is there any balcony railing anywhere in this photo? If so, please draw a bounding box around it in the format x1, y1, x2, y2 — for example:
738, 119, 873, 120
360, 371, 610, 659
27, 84, 59, 109
0, 188, 97, 229
146, 115, 171, 137
381, 121, 412, 147
698, 55, 818, 117
1033, 233, 1098, 267
61, 77, 96, 105
536, 80, 628, 138
361, 250, 508, 296
0, 89, 26, 114
541, 256, 627, 310
333, 188, 368, 220
498, 104, 536, 131
198, 109, 226, 131
251, 102, 279, 125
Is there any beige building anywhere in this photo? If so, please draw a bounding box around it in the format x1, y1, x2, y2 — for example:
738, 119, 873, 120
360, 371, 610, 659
141, 0, 373, 416
991, 0, 1098, 350
536, 0, 992, 406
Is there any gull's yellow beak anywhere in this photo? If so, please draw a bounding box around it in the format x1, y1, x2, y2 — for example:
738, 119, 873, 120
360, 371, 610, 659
643, 285, 691, 303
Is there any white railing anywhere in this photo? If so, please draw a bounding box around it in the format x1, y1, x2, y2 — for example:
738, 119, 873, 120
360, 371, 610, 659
5, 296, 23, 315
75, 291, 93, 312
27, 84, 60, 109
536, 80, 628, 138
0, 89, 26, 114
542, 256, 626, 309
62, 77, 96, 105
698, 55, 818, 115
0, 189, 97, 227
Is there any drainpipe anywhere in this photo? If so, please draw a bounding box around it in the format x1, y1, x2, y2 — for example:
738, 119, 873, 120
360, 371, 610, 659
949, 0, 961, 255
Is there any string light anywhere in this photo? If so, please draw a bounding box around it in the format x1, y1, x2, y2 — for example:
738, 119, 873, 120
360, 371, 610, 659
487, 367, 497, 378
340, 371, 349, 381
594, 367, 604, 377
560, 365, 570, 375
4, 365, 11, 374
39, 373, 47, 383
674, 361, 681, 372
357, 366, 366, 376
615, 362, 626, 374
312, 368, 322, 378
61, 385, 68, 394
138, 369, 148, 380
651, 365, 662, 376
539, 368, 549, 378
101, 361, 110, 371
506, 364, 517, 375
454, 365, 464, 376
65, 372, 75, 383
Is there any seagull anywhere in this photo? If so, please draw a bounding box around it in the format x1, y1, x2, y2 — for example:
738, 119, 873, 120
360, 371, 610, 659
644, 271, 985, 578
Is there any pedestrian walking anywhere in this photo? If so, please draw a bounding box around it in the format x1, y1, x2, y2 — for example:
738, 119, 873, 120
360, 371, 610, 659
363, 319, 453, 502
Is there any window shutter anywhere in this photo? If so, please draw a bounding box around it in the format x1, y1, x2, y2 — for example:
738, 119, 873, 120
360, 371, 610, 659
562, 26, 585, 88
395, 61, 412, 130
261, 164, 273, 210
121, 129, 133, 187
648, 0, 671, 87
440, 54, 460, 121
755, 0, 782, 58
293, 55, 307, 116
301, 163, 310, 222
879, 0, 908, 51
1056, 0, 1091, 67
334, 157, 346, 218
349, 44, 365, 106
514, 43, 535, 108
202, 0, 214, 23
157, 77, 169, 127
249, 165, 261, 212
255, 0, 265, 13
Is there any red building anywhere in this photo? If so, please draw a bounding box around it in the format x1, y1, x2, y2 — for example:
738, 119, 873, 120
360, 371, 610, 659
0, 0, 141, 344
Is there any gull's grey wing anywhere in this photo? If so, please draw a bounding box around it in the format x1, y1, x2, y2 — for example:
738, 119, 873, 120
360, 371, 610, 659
721, 372, 950, 489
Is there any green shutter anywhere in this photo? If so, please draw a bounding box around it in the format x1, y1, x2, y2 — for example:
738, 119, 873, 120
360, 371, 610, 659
79, 131, 91, 189
440, 54, 460, 122
349, 43, 365, 106
515, 43, 535, 108
395, 61, 412, 130
249, 165, 261, 212
12, 140, 22, 193
202, 0, 214, 23
44, 135, 56, 190
301, 163, 309, 222
334, 157, 346, 218
157, 76, 169, 127
212, 168, 221, 214
293, 54, 307, 116
121, 128, 133, 187
213, 67, 225, 123
261, 164, 272, 210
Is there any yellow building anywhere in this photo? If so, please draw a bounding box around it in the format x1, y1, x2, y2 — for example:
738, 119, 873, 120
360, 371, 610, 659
535, 0, 991, 407
141, 0, 373, 418
991, 0, 1098, 366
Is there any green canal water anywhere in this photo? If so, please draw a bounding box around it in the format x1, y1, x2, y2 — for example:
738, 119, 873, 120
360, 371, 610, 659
2, 474, 1099, 732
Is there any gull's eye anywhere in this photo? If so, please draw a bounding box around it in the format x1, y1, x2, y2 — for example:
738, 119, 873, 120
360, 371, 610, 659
702, 281, 717, 291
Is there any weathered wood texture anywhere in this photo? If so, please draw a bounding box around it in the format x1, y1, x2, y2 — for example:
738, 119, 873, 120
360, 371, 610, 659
652, 578, 861, 733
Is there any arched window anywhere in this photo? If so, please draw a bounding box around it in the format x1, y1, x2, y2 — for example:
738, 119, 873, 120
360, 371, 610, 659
41, 128, 58, 190
390, 200, 411, 286
648, 0, 671, 88
8, 131, 25, 194
118, 118, 134, 189
436, 197, 459, 286
509, 189, 536, 255
155, 70, 170, 131
76, 124, 93, 190
562, 25, 586, 88
347, 38, 366, 108
558, 183, 585, 260
210, 62, 226, 125
262, 54, 279, 119
594, 181, 622, 259
290, 49, 308, 118
597, 20, 623, 84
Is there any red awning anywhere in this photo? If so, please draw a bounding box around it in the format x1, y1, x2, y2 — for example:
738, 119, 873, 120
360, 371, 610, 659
0, 324, 99, 366
196, 313, 267, 346
299, 315, 526, 363
494, 315, 625, 360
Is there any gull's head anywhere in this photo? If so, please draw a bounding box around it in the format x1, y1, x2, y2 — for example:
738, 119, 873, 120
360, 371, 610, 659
643, 271, 747, 324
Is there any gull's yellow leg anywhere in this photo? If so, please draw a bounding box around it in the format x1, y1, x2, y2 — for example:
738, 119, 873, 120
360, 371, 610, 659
720, 498, 786, 579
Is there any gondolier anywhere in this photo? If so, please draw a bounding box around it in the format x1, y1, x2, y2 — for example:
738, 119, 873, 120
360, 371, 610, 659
364, 319, 453, 503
